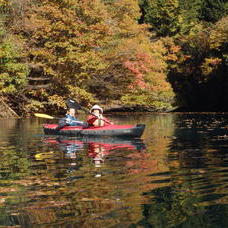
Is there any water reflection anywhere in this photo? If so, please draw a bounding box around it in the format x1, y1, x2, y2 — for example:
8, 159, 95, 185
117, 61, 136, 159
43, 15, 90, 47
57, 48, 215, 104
42, 136, 146, 168
0, 131, 150, 227
0, 114, 228, 227
135, 113, 228, 228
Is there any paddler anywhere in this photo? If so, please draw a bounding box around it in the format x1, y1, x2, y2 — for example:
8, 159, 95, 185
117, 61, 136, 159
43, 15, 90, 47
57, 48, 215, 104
56, 108, 88, 130
87, 105, 113, 127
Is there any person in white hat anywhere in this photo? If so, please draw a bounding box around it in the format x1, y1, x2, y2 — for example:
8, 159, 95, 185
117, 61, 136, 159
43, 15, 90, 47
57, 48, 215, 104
87, 104, 112, 127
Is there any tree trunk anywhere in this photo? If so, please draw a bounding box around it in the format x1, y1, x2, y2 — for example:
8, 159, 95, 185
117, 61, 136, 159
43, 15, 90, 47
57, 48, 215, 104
0, 97, 20, 118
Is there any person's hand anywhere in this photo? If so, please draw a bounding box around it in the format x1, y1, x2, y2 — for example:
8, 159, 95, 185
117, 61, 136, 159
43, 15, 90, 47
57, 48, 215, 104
92, 114, 99, 118
66, 118, 72, 124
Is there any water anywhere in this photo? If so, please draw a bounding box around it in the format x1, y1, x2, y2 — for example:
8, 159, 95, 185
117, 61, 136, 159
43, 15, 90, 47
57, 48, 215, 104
0, 113, 228, 227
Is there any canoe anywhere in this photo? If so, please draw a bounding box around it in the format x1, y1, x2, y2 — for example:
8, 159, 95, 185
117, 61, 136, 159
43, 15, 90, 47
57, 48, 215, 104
43, 123, 145, 138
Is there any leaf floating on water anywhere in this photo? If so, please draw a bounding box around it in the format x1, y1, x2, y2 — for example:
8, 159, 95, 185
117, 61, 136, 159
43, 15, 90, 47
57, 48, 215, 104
0, 197, 6, 204
206, 149, 218, 152
217, 135, 228, 139
35, 152, 54, 160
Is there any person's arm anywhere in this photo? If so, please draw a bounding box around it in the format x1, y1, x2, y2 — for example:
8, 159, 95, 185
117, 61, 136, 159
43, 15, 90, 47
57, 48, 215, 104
87, 115, 98, 125
103, 117, 113, 125
65, 115, 75, 125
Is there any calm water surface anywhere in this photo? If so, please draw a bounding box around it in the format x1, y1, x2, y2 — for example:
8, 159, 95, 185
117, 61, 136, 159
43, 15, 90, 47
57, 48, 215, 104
0, 113, 228, 227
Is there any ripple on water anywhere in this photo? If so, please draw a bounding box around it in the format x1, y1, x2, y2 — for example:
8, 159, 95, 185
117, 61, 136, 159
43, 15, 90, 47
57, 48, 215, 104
0, 115, 228, 227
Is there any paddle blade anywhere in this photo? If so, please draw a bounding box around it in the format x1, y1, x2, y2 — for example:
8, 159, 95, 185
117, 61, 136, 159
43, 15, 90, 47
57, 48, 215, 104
34, 113, 55, 119
66, 99, 82, 110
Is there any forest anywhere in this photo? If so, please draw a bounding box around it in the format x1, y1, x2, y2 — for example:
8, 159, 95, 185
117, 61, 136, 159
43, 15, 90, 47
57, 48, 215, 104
0, 0, 227, 116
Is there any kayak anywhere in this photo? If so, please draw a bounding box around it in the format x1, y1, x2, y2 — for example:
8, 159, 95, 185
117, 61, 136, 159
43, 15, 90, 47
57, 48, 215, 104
43, 124, 145, 138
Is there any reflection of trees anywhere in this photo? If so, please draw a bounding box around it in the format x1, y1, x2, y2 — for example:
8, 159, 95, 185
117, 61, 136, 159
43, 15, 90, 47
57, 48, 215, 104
0, 119, 17, 139
0, 132, 147, 227
135, 184, 228, 228
0, 114, 188, 227
135, 114, 228, 227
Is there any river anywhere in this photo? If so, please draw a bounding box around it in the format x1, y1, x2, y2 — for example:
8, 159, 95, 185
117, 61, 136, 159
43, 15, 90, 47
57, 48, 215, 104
0, 113, 227, 227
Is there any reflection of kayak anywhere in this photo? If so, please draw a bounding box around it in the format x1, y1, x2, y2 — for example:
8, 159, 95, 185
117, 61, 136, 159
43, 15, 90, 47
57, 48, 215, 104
43, 124, 145, 138
43, 136, 146, 152
42, 136, 146, 169
79, 137, 146, 151
42, 136, 146, 168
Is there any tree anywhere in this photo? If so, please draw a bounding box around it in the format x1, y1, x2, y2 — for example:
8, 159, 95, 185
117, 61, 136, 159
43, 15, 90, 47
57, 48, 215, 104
14, 0, 112, 108
9, 0, 173, 111
199, 0, 228, 23
178, 0, 203, 34
0, 1, 28, 95
99, 0, 175, 110
0, 0, 176, 113
165, 15, 228, 111
139, 0, 181, 37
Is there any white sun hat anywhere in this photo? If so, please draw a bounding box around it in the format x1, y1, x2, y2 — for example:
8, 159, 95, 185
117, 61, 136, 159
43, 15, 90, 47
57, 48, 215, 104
90, 104, 103, 113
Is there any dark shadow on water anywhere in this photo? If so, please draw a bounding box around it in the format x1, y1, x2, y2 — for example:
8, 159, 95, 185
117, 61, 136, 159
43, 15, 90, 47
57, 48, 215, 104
132, 185, 228, 228
130, 114, 228, 228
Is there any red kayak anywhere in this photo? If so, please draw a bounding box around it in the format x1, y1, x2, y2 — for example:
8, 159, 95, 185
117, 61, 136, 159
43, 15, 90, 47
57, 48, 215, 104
43, 124, 145, 138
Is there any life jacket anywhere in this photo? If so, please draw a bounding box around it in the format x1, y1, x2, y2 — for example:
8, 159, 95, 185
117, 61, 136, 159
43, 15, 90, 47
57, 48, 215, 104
87, 114, 107, 127
93, 114, 105, 126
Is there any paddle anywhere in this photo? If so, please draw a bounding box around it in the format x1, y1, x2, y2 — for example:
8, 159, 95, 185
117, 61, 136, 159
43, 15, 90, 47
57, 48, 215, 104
34, 100, 112, 125
34, 113, 86, 124
34, 100, 83, 121
66, 99, 82, 110
34, 113, 59, 119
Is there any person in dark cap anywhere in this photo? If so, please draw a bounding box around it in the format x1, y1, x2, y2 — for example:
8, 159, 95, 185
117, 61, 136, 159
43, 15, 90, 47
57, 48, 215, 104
56, 99, 87, 130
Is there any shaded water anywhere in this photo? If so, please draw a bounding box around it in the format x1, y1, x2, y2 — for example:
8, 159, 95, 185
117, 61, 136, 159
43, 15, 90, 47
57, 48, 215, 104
0, 113, 228, 227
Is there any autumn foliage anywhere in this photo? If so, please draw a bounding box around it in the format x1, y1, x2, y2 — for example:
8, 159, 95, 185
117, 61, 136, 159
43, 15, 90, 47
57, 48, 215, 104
0, 0, 227, 114
0, 0, 175, 114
